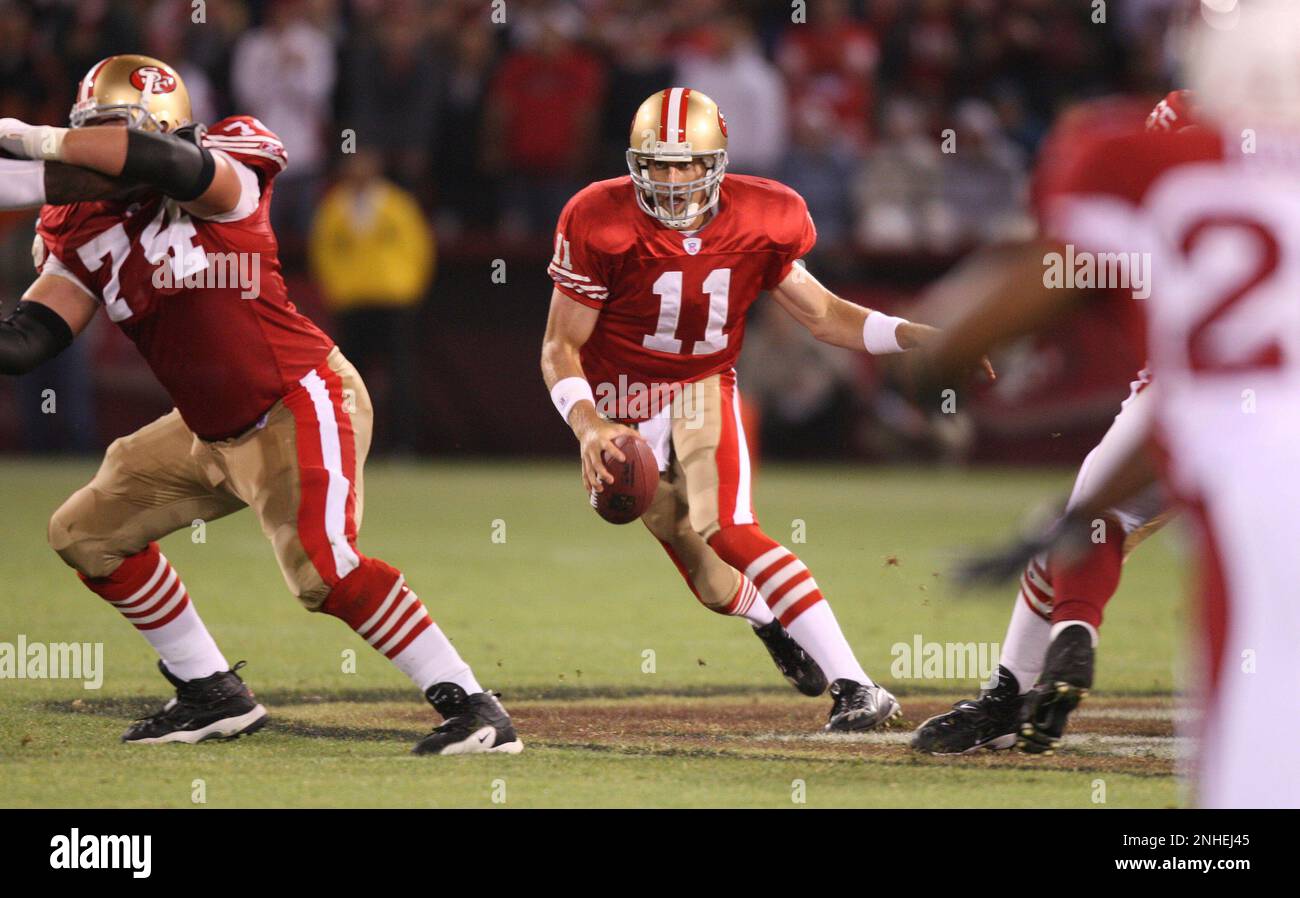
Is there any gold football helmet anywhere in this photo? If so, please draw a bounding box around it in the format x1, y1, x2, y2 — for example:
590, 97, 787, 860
626, 87, 728, 229
70, 55, 192, 132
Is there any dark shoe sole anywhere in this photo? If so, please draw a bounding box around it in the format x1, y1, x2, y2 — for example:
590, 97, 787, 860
1017, 683, 1088, 755
824, 692, 902, 733
123, 704, 268, 745
911, 718, 1018, 755
413, 724, 525, 756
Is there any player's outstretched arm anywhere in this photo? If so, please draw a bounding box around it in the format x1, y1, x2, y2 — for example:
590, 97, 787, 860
912, 239, 1079, 384
45, 162, 135, 205
0, 118, 243, 218
0, 274, 96, 375
771, 260, 995, 377
0, 155, 137, 209
0, 157, 49, 210
540, 287, 638, 493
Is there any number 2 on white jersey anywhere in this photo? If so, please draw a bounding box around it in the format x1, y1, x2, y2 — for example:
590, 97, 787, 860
644, 268, 731, 356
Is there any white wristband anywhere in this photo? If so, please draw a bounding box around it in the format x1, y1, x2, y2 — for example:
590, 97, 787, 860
31, 125, 67, 161
863, 311, 908, 355
1, 121, 67, 161
550, 376, 595, 424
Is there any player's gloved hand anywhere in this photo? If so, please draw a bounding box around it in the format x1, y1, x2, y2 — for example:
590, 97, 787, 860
576, 416, 639, 494
951, 507, 1095, 588
0, 117, 67, 161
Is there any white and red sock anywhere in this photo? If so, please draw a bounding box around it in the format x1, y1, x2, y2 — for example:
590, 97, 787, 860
998, 554, 1053, 694
322, 557, 481, 694
722, 576, 774, 627
785, 600, 871, 685
710, 525, 870, 684
80, 542, 228, 682
1049, 524, 1124, 630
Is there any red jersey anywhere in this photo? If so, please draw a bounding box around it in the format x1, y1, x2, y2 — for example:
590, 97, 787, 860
549, 173, 816, 421
1028, 95, 1181, 395
36, 116, 334, 440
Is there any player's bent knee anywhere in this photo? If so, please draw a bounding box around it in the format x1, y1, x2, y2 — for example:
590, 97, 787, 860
690, 515, 723, 543
47, 490, 120, 579
318, 555, 404, 626
640, 503, 676, 542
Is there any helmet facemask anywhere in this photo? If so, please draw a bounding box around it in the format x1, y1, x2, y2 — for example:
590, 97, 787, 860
70, 99, 169, 132
626, 146, 727, 230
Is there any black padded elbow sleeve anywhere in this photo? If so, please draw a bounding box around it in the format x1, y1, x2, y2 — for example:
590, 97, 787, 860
121, 129, 216, 202
0, 300, 74, 375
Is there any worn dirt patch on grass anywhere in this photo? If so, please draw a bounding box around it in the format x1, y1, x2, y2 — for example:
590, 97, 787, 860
50, 691, 1181, 778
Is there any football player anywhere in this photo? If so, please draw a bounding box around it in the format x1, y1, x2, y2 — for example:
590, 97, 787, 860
916, 0, 1300, 807
540, 87, 992, 731
911, 92, 1195, 757
0, 56, 520, 754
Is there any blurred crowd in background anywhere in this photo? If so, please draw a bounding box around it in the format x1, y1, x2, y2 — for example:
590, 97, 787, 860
0, 0, 1182, 458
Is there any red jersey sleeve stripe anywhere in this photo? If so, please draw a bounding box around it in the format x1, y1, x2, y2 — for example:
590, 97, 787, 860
553, 281, 606, 309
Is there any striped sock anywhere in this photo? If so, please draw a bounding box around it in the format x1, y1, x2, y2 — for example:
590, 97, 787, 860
323, 558, 481, 694
1049, 526, 1124, 629
709, 527, 822, 627
721, 576, 773, 627
1000, 554, 1054, 694
709, 525, 869, 683
80, 542, 228, 681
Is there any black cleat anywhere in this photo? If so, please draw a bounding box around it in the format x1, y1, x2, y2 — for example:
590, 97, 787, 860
414, 683, 523, 755
122, 660, 268, 744
1018, 625, 1095, 755
824, 678, 901, 732
911, 665, 1022, 754
753, 619, 828, 696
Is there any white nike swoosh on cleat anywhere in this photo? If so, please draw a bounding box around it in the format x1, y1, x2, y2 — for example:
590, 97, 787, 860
126, 704, 268, 745
439, 726, 501, 755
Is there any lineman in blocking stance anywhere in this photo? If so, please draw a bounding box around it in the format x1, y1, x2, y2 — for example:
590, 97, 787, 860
0, 55, 519, 755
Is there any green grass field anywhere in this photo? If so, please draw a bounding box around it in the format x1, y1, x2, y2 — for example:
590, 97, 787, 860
0, 459, 1189, 808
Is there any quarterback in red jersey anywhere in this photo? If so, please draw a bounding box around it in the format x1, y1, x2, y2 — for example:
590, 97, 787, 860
0, 55, 519, 754
541, 88, 990, 731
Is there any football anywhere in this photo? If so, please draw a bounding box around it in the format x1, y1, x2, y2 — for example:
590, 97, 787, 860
591, 433, 659, 524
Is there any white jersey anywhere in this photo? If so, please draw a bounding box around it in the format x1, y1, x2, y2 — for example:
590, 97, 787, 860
1041, 114, 1300, 808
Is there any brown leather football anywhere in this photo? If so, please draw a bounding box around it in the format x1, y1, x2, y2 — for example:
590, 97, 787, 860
591, 433, 659, 524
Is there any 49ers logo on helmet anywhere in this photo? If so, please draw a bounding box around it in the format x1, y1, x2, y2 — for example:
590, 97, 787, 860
717, 108, 728, 138
130, 66, 177, 94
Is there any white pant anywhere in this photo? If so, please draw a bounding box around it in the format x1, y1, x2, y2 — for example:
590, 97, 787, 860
1066, 375, 1165, 533
1188, 442, 1300, 808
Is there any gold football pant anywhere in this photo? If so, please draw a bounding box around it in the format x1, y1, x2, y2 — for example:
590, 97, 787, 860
48, 346, 374, 609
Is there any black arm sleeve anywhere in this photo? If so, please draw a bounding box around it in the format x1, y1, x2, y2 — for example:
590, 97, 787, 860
0, 300, 75, 375
44, 161, 136, 205
120, 129, 216, 202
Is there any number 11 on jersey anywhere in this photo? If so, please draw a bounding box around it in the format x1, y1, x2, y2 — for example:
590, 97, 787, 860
644, 268, 731, 356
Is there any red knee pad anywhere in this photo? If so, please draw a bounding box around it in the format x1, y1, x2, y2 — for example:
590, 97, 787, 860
1049, 517, 1125, 629
320, 556, 403, 629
